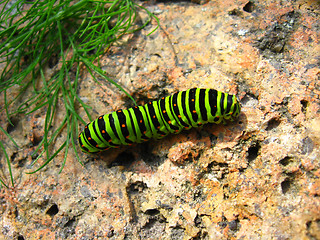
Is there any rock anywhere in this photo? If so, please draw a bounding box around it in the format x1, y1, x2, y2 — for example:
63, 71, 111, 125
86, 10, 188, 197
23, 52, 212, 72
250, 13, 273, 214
0, 0, 319, 239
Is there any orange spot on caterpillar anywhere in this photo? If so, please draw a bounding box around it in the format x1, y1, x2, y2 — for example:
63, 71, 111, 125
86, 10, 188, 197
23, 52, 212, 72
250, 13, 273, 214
153, 115, 156, 118
108, 140, 112, 142
117, 110, 122, 113
163, 110, 166, 113
96, 145, 99, 147
126, 135, 130, 139
178, 115, 181, 118
122, 124, 126, 128
140, 120, 143, 123
168, 120, 172, 124
99, 116, 103, 119
85, 126, 88, 128
174, 104, 177, 107
102, 130, 106, 133
157, 126, 160, 129
191, 99, 194, 102
193, 110, 197, 113
88, 137, 92, 140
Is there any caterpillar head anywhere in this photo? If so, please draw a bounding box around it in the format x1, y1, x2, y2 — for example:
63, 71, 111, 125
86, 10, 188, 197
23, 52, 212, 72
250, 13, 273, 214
224, 95, 241, 121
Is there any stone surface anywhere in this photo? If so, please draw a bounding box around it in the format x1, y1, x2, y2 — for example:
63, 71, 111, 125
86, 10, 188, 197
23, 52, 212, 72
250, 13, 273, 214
0, 0, 320, 239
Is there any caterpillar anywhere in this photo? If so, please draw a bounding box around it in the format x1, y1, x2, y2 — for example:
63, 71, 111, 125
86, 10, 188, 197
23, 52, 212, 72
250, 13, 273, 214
79, 88, 241, 153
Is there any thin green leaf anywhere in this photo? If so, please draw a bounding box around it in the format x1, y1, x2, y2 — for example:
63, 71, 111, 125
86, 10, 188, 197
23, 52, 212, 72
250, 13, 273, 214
0, 126, 18, 148
0, 141, 14, 187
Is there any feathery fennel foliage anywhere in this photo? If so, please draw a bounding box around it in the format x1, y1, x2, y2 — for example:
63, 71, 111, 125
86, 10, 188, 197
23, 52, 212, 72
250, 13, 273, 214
0, 0, 158, 187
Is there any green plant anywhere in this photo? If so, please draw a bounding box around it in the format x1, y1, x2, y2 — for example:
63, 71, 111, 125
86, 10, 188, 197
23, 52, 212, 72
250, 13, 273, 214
0, 0, 158, 187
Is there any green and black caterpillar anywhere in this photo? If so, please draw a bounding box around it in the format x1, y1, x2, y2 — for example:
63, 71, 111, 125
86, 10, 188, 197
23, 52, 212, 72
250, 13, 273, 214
79, 88, 241, 153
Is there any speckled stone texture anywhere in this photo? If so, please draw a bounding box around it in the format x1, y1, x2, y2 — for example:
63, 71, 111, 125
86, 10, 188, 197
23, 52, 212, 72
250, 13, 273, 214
1, 0, 320, 239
